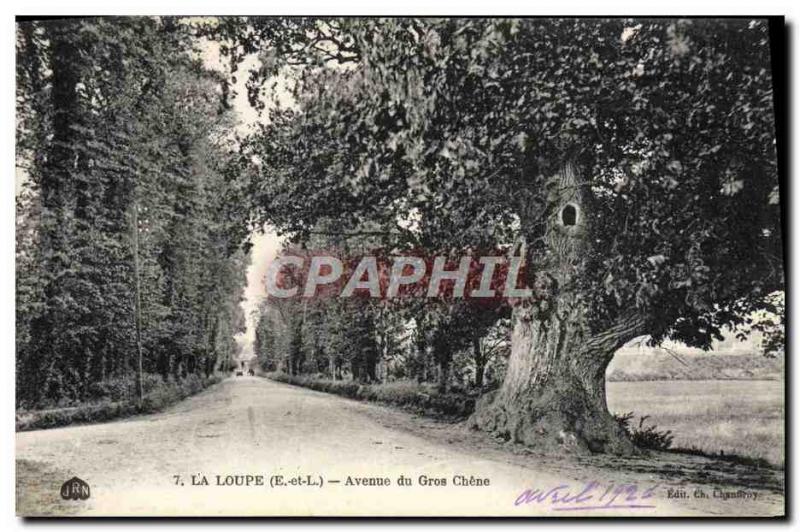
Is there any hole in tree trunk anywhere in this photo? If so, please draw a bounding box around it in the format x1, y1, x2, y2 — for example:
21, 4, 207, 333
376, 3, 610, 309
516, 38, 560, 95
560, 204, 577, 226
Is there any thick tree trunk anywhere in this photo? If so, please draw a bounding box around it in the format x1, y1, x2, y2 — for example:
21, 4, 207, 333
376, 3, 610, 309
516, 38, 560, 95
469, 306, 643, 454
473, 336, 485, 389
469, 160, 644, 455
351, 359, 361, 382
364, 347, 378, 383
416, 345, 426, 384
438, 354, 451, 394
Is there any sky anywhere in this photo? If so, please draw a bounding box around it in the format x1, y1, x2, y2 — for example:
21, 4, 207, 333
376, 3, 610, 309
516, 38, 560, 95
199, 34, 286, 356
237, 228, 282, 355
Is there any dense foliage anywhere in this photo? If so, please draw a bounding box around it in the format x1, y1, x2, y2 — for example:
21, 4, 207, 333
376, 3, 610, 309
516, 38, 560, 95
16, 18, 251, 408
15, 17, 784, 448
236, 18, 782, 350
254, 283, 512, 390
224, 17, 783, 450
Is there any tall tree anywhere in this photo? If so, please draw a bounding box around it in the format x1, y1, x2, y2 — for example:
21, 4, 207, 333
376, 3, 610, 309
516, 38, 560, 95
16, 17, 252, 407
232, 18, 782, 454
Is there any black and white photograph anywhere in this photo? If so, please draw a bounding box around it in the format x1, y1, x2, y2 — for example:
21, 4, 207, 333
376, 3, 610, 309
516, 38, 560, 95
11, 12, 788, 518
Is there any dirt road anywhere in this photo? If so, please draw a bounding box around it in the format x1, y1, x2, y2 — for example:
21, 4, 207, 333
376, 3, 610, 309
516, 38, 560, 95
16, 377, 784, 517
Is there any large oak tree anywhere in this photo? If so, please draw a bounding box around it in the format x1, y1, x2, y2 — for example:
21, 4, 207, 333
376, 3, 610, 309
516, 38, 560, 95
219, 18, 783, 454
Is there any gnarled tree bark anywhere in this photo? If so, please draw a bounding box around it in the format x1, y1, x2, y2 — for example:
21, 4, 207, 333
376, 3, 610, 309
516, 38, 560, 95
469, 161, 645, 455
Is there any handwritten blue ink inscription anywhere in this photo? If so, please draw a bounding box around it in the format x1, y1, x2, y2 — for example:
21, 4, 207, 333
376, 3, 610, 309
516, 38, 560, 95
515, 481, 659, 512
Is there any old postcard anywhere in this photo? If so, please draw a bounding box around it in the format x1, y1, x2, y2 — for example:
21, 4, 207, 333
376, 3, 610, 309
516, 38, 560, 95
14, 15, 785, 517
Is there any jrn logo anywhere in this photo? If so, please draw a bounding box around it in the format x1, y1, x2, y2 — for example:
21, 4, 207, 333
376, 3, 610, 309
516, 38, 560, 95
60, 477, 90, 500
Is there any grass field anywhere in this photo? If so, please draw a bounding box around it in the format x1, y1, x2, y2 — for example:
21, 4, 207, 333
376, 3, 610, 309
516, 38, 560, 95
606, 352, 783, 381
607, 380, 784, 466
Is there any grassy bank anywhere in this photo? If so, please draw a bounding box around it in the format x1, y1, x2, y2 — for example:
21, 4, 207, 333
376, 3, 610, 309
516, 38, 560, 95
266, 372, 476, 419
16, 373, 222, 432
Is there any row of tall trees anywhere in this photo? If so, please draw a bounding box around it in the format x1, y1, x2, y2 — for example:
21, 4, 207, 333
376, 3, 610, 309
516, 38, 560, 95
252, 265, 512, 392
250, 213, 512, 392
16, 18, 251, 408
